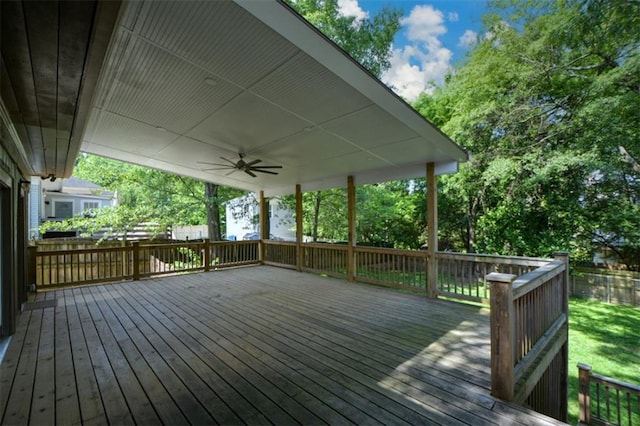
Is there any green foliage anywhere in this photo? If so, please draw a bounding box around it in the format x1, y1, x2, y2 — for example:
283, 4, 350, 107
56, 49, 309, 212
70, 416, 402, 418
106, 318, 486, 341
284, 0, 402, 78
57, 154, 246, 238
416, 0, 640, 266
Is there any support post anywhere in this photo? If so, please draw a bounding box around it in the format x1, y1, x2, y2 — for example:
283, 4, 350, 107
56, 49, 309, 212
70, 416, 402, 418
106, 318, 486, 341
132, 241, 140, 281
578, 363, 592, 424
296, 184, 303, 272
259, 191, 268, 264
204, 239, 211, 272
426, 162, 438, 298
27, 245, 37, 291
554, 251, 570, 422
487, 272, 517, 401
347, 176, 356, 282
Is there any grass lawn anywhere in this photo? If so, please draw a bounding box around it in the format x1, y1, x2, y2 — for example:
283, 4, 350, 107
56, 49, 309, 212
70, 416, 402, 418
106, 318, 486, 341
568, 297, 640, 425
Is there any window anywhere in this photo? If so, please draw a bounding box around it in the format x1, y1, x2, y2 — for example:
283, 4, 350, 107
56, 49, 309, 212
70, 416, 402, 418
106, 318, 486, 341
82, 201, 100, 211
54, 201, 74, 219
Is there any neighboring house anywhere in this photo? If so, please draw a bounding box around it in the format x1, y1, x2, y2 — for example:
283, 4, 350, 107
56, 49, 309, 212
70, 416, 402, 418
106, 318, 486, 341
29, 176, 117, 239
225, 195, 295, 241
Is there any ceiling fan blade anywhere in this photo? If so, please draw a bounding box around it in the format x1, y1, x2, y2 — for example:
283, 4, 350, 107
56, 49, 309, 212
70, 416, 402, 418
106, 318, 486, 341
225, 169, 238, 176
245, 159, 262, 167
220, 156, 238, 167
244, 169, 257, 178
202, 166, 235, 171
199, 163, 234, 168
252, 169, 279, 175
251, 165, 282, 169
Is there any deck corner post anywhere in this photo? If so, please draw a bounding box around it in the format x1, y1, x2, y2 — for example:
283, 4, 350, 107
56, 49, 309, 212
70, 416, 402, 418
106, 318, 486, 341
204, 238, 211, 272
347, 176, 356, 282
296, 184, 303, 272
554, 250, 570, 421
578, 363, 592, 424
132, 241, 140, 281
426, 162, 438, 298
487, 272, 517, 401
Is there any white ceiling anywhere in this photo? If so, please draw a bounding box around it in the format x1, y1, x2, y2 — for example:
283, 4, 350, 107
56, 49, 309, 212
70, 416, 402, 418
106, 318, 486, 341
81, 0, 468, 196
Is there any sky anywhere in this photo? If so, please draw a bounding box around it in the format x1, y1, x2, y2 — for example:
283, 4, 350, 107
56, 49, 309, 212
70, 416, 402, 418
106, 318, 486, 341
337, 0, 489, 101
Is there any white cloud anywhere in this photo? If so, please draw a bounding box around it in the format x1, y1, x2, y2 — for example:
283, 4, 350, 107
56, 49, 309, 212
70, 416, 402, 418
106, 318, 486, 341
337, 0, 368, 22
458, 29, 478, 48
382, 5, 452, 101
448, 11, 459, 22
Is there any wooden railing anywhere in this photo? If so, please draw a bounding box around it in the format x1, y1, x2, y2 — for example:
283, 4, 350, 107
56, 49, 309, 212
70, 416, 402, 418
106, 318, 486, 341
355, 246, 428, 291
301, 243, 349, 278
579, 364, 640, 426
437, 252, 548, 303
487, 252, 569, 422
263, 240, 298, 269
31, 240, 260, 289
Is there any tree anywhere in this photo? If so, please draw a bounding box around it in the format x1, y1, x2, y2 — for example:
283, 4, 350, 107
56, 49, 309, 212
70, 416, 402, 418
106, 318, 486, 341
415, 0, 640, 267
69, 154, 245, 240
284, 0, 402, 78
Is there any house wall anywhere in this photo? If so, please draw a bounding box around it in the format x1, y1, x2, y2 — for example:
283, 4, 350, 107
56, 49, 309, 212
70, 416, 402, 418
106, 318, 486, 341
0, 121, 30, 338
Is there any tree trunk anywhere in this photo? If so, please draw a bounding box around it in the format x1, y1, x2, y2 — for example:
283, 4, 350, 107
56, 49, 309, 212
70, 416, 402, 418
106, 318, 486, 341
312, 191, 321, 242
205, 182, 222, 241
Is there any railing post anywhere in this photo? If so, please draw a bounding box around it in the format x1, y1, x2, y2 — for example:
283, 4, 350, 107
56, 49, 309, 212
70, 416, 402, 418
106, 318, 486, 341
347, 176, 356, 282
204, 239, 211, 272
296, 184, 303, 272
487, 272, 517, 401
554, 250, 570, 422
426, 162, 438, 298
578, 363, 592, 424
132, 241, 140, 281
27, 245, 37, 291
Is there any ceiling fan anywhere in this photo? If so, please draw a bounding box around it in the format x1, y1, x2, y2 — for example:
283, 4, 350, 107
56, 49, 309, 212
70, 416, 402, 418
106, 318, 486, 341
198, 153, 282, 177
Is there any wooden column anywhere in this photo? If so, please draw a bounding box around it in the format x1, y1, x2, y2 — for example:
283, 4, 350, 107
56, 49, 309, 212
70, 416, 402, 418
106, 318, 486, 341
259, 191, 268, 264
132, 241, 140, 281
487, 272, 517, 401
347, 176, 356, 282
426, 162, 438, 298
203, 239, 211, 272
296, 184, 303, 272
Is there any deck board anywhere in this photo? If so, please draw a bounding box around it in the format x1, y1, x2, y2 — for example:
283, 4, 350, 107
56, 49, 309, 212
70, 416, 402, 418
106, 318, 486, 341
0, 265, 566, 425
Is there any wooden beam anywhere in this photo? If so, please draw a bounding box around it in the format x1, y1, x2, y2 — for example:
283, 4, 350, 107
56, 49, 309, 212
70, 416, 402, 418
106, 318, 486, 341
426, 162, 438, 298
347, 176, 356, 282
259, 191, 268, 263
296, 184, 303, 272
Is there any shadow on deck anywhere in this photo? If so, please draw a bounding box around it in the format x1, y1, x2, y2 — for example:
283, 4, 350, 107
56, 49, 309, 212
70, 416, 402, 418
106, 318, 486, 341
0, 265, 564, 425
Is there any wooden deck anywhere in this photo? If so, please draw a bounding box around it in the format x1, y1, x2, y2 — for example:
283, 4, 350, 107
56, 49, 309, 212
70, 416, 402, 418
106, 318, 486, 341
0, 265, 565, 425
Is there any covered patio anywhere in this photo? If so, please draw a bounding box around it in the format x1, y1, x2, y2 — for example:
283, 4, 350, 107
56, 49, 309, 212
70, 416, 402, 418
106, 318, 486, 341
1, 266, 564, 425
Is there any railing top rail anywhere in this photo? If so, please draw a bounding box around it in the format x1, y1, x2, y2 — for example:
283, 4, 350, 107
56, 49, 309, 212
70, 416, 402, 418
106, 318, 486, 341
302, 242, 349, 251
354, 245, 429, 257
437, 251, 551, 266
512, 260, 566, 300
263, 240, 297, 246
35, 246, 131, 256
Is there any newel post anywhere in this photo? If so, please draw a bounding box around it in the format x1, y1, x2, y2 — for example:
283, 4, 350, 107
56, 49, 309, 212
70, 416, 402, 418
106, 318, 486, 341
487, 272, 517, 401
554, 250, 570, 421
132, 241, 140, 281
578, 363, 592, 424
27, 245, 37, 291
204, 238, 211, 272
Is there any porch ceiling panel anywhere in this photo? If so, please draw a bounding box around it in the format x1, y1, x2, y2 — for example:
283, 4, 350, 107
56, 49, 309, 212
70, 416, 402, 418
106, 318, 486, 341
80, 0, 468, 197
0, 0, 121, 179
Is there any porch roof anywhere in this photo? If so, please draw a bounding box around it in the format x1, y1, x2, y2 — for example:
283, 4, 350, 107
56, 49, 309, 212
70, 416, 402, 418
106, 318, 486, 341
0, 266, 563, 425
1, 0, 467, 197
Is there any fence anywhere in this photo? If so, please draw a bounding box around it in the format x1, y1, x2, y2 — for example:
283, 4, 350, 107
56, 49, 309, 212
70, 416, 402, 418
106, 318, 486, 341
31, 239, 260, 289
572, 267, 640, 307
487, 252, 569, 422
579, 364, 640, 425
